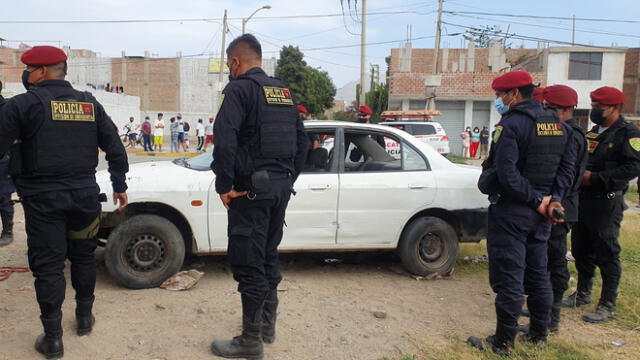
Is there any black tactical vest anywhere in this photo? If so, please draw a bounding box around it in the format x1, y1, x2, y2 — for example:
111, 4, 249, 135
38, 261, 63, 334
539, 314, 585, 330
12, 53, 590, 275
19, 86, 99, 177
584, 121, 630, 174
515, 108, 567, 190
238, 72, 298, 161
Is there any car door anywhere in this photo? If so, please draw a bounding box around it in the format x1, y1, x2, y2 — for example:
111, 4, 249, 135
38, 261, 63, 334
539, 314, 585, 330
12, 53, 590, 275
337, 128, 436, 246
282, 128, 339, 248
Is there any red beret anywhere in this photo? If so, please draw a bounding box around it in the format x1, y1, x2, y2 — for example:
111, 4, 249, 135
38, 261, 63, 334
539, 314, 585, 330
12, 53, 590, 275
532, 87, 545, 102
21, 46, 68, 66
359, 105, 372, 115
543, 85, 578, 108
296, 104, 308, 114
590, 86, 625, 105
491, 70, 533, 91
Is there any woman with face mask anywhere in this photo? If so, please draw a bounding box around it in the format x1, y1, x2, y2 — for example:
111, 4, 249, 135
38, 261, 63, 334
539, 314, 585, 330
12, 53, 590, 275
470, 127, 481, 159
460, 127, 471, 158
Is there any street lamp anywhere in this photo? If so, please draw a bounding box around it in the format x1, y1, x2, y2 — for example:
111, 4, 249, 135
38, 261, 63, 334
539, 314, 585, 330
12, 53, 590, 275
242, 5, 271, 34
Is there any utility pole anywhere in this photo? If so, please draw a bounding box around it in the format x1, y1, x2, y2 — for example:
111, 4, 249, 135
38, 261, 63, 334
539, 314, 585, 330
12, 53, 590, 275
218, 10, 228, 105
359, 0, 367, 107
572, 14, 576, 46
428, 0, 443, 110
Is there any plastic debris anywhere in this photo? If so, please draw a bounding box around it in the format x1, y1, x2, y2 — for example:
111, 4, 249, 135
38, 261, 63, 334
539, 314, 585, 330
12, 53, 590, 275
612, 340, 626, 347
463, 255, 488, 264
160, 269, 204, 291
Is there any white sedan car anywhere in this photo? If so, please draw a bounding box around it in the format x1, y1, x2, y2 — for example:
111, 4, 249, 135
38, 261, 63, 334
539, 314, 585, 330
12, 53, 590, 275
97, 121, 489, 289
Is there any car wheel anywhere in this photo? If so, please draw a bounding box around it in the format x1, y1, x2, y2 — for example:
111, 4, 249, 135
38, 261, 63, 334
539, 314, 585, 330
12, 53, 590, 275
398, 216, 458, 276
105, 214, 185, 289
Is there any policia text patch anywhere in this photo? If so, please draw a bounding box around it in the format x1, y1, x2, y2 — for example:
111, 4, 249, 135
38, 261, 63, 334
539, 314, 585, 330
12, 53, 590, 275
536, 123, 563, 136
262, 86, 294, 105
51, 101, 96, 122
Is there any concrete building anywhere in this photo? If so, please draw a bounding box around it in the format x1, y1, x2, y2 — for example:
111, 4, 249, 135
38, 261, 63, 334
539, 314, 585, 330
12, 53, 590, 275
388, 42, 545, 155
1, 44, 277, 136
388, 42, 634, 155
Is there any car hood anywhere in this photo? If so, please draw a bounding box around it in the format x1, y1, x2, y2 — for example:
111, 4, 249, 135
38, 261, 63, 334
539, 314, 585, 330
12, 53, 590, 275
96, 160, 204, 194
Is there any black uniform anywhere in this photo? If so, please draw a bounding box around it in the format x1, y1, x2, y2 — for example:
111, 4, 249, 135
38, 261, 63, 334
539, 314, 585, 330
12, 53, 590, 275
572, 117, 640, 310
212, 68, 308, 334
0, 95, 15, 239
0, 80, 128, 320
545, 118, 587, 324
482, 100, 576, 344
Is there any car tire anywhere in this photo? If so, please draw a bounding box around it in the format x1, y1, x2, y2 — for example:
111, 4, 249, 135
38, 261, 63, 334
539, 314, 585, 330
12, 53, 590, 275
398, 216, 458, 276
105, 214, 185, 289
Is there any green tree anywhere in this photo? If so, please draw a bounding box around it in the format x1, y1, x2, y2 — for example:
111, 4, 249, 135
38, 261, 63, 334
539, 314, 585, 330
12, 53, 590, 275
275, 45, 336, 117
275, 45, 307, 103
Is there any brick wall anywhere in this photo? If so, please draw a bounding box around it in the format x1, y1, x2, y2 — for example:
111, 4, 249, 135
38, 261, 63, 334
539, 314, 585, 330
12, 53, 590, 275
623, 48, 639, 115
0, 47, 28, 84
112, 57, 180, 112
389, 46, 543, 98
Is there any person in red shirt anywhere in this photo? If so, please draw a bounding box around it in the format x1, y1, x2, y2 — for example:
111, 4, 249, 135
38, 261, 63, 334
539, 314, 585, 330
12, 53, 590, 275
140, 116, 152, 152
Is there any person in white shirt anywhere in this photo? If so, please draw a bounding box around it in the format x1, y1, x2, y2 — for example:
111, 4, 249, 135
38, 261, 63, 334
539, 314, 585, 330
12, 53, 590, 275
153, 113, 166, 152
196, 118, 206, 152
204, 116, 214, 151
123, 117, 139, 149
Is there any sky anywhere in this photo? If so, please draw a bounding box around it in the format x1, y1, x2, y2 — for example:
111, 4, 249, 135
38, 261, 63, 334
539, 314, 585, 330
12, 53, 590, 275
2, 0, 640, 89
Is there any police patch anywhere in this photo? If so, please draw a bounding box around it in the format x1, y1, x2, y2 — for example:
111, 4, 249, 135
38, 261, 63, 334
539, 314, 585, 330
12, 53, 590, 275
493, 126, 503, 143
51, 101, 95, 122
630, 137, 640, 152
585, 132, 599, 139
587, 140, 599, 153
536, 122, 563, 136
262, 86, 294, 105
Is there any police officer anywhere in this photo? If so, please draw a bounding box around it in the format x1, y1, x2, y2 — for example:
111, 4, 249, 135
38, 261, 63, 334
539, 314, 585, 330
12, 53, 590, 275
357, 105, 373, 123
0, 80, 15, 247
210, 34, 308, 360
0, 46, 129, 359
519, 85, 587, 333
563, 86, 640, 323
468, 71, 576, 355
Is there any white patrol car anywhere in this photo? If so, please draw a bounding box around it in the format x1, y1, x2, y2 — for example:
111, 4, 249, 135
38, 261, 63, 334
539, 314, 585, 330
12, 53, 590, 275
97, 121, 489, 289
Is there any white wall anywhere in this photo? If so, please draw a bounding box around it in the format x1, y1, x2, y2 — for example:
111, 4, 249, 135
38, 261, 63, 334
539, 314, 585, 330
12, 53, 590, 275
2, 82, 140, 134
546, 48, 626, 109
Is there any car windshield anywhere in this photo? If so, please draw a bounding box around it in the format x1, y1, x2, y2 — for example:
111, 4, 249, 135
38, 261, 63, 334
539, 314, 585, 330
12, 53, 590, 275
172, 152, 213, 171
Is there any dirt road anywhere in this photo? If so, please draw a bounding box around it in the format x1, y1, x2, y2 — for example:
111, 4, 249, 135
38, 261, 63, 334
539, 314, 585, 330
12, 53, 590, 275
1, 205, 638, 360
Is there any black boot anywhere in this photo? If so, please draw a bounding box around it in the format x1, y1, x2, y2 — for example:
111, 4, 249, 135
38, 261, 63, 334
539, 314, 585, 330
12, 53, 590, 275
35, 315, 64, 359
261, 290, 278, 344
76, 297, 95, 336
468, 322, 517, 357
548, 300, 561, 333
211, 294, 264, 360
519, 317, 548, 344
562, 276, 593, 308
0, 212, 13, 247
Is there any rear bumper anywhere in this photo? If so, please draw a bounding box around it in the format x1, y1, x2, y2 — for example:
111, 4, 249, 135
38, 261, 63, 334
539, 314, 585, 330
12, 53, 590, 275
453, 208, 487, 242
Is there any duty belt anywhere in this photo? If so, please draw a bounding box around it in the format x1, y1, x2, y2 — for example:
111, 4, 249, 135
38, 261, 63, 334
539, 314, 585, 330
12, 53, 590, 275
267, 171, 292, 180
581, 190, 623, 200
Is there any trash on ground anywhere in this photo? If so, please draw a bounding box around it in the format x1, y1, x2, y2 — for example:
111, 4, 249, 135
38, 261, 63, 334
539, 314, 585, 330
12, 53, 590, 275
324, 258, 342, 264
160, 269, 204, 291
370, 308, 387, 319
612, 340, 626, 347
463, 255, 488, 264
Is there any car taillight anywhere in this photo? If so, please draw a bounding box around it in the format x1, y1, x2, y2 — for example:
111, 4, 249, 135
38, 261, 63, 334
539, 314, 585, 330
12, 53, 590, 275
441, 135, 449, 140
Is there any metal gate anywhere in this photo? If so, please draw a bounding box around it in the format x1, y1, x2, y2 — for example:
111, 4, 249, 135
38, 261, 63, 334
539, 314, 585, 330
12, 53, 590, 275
435, 100, 466, 156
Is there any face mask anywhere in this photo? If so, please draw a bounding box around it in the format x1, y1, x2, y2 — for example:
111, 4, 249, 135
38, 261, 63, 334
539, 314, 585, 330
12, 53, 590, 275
494, 97, 509, 115
22, 70, 33, 90
590, 108, 606, 125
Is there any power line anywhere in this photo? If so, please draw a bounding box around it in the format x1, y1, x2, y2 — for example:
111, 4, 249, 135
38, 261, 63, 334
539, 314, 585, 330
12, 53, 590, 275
442, 21, 624, 48
0, 10, 429, 24
443, 10, 640, 24
447, 13, 640, 40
